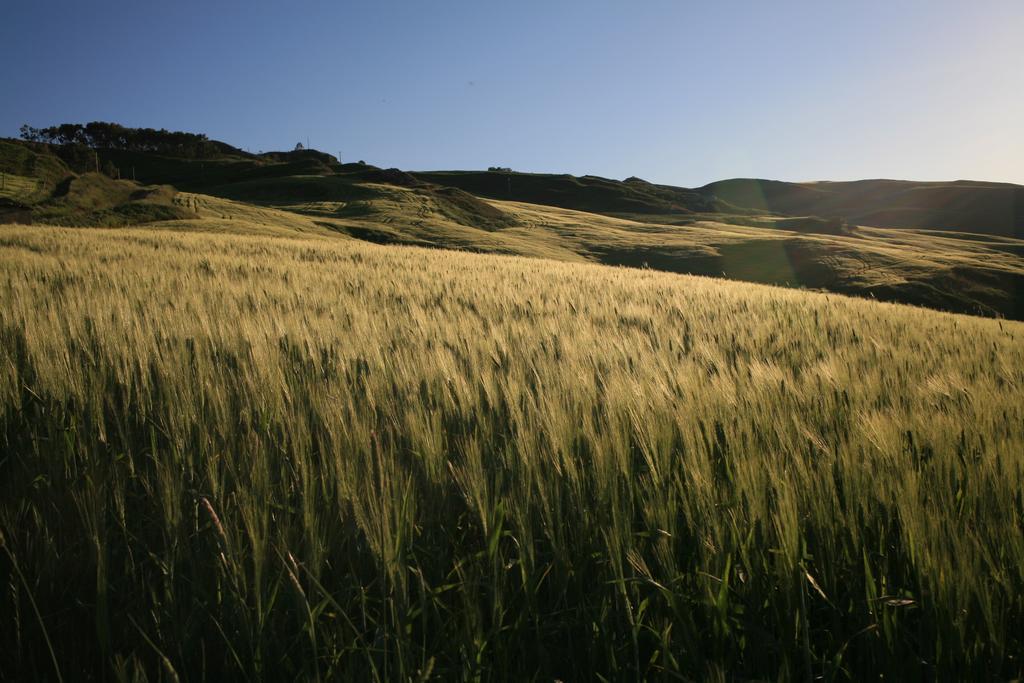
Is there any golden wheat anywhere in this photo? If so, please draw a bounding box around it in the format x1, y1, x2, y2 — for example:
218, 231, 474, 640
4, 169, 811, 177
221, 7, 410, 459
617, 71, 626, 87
0, 225, 1021, 680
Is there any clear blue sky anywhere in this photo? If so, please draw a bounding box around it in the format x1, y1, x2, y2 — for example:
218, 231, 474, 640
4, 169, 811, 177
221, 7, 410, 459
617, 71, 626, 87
3, 0, 1022, 186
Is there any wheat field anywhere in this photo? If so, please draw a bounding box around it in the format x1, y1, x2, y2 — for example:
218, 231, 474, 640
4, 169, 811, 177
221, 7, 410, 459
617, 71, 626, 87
1, 225, 1022, 680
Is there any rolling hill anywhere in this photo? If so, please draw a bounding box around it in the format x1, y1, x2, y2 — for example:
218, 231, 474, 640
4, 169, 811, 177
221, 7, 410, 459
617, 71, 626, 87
701, 177, 1024, 237
411, 169, 736, 217
2, 135, 1022, 320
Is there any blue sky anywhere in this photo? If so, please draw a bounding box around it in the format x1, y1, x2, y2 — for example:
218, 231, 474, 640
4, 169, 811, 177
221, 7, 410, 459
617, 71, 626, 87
3, 0, 1022, 186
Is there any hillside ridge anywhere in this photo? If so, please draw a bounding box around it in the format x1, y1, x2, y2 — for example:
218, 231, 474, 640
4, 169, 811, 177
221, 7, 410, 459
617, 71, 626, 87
2, 134, 1022, 320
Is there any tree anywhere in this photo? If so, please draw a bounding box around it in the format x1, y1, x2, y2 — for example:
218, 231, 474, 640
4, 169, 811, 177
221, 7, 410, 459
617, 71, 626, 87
18, 121, 225, 159
19, 124, 43, 142
294, 142, 304, 151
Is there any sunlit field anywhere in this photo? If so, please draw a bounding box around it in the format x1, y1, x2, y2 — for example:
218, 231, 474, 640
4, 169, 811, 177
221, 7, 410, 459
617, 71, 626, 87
1, 226, 1022, 680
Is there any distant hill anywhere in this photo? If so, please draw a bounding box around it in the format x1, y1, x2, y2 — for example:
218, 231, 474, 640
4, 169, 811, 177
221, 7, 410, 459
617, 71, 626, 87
414, 171, 1024, 239
412, 170, 738, 218
700, 178, 1024, 237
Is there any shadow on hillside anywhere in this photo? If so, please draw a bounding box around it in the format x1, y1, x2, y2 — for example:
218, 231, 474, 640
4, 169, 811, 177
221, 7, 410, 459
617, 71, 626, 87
588, 238, 1022, 319
591, 239, 840, 289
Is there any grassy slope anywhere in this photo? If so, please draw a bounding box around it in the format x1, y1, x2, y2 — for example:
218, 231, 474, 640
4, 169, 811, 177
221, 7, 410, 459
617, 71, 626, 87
31, 173, 196, 227
701, 178, 1024, 237
96, 148, 337, 191
0, 225, 1021, 680
0, 140, 195, 226
0, 140, 73, 202
217, 180, 1024, 320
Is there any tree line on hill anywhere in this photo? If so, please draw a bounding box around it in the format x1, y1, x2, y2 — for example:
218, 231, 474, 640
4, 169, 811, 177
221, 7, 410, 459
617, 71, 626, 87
19, 122, 241, 159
